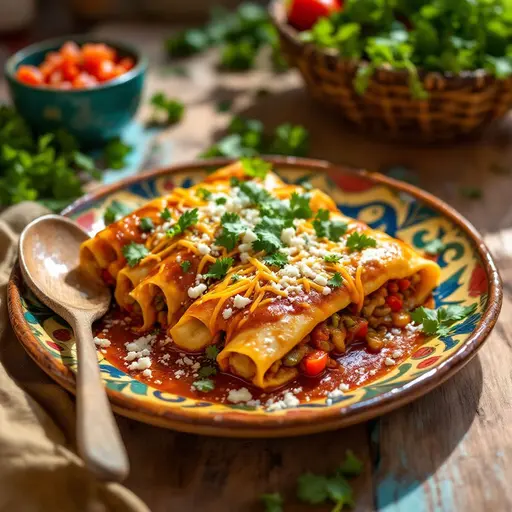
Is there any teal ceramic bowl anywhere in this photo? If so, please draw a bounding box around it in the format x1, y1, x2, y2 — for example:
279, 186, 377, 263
5, 36, 147, 148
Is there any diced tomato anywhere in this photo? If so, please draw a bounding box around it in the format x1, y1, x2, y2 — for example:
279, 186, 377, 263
302, 350, 328, 376
82, 43, 116, 73
311, 322, 330, 344
101, 269, 115, 286
60, 41, 81, 63
398, 279, 411, 291
386, 295, 403, 312
350, 318, 368, 340
387, 281, 399, 293
57, 81, 73, 90
48, 70, 63, 85
95, 59, 117, 81
61, 60, 80, 81
16, 65, 44, 85
118, 57, 135, 71
72, 72, 98, 89
288, 0, 342, 31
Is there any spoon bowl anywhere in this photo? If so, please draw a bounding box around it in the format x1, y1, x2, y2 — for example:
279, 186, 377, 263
18, 214, 129, 482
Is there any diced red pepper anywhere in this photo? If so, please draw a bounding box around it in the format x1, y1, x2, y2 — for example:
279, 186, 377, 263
311, 322, 330, 344
398, 279, 411, 291
386, 295, 403, 312
302, 350, 328, 376
350, 318, 368, 340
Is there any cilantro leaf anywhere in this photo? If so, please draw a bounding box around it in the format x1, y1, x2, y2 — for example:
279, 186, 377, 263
160, 207, 172, 220
122, 242, 149, 267
150, 92, 185, 125
192, 379, 215, 392
167, 208, 199, 238
241, 157, 271, 179
180, 261, 191, 272
263, 251, 288, 268
325, 476, 354, 509
328, 272, 343, 288
338, 450, 363, 477
216, 197, 227, 205
203, 257, 234, 280
238, 181, 272, 205
104, 200, 132, 225
313, 210, 348, 241
411, 304, 477, 337
423, 239, 446, 255
205, 345, 220, 360
270, 123, 310, 157
253, 217, 290, 254
215, 212, 246, 251
198, 366, 217, 377
324, 253, 342, 263
139, 217, 154, 232
346, 232, 377, 252
196, 188, 212, 200
103, 137, 132, 170
297, 473, 329, 505
260, 493, 283, 512
289, 192, 312, 219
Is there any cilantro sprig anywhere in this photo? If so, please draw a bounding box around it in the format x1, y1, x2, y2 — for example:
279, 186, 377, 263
139, 217, 154, 232
260, 493, 283, 512
241, 157, 271, 179
346, 232, 377, 252
192, 379, 215, 393
103, 137, 132, 170
263, 251, 288, 268
196, 187, 212, 200
215, 212, 246, 251
167, 209, 199, 238
313, 210, 348, 242
104, 200, 132, 225
122, 242, 149, 267
205, 345, 220, 360
411, 304, 477, 337
150, 92, 185, 125
253, 217, 291, 254
203, 257, 234, 280
328, 273, 343, 289
180, 261, 191, 272
289, 192, 313, 219
324, 253, 342, 263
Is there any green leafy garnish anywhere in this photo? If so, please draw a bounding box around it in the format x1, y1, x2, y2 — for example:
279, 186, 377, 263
203, 257, 234, 280
459, 186, 483, 199
241, 157, 271, 179
104, 200, 132, 225
423, 239, 446, 255
269, 123, 309, 157
180, 261, 191, 272
122, 242, 149, 267
338, 450, 364, 477
346, 232, 377, 252
192, 379, 215, 392
198, 366, 217, 377
215, 212, 246, 251
253, 217, 291, 254
238, 181, 272, 205
411, 304, 478, 337
324, 253, 342, 263
263, 252, 288, 268
289, 192, 312, 219
103, 137, 132, 170
328, 272, 343, 289
150, 92, 185, 125
166, 28, 209, 57
260, 493, 283, 512
160, 207, 172, 220
216, 197, 227, 205
139, 217, 154, 232
205, 345, 220, 360
196, 188, 212, 200
167, 208, 199, 238
231, 274, 241, 282
313, 210, 348, 241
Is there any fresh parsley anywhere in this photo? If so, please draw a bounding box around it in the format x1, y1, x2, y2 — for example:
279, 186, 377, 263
196, 187, 212, 200
423, 239, 446, 255
260, 493, 283, 512
346, 232, 377, 252
203, 257, 234, 280
215, 212, 246, 251
167, 209, 199, 238
150, 92, 185, 125
104, 200, 132, 225
411, 304, 477, 337
192, 379, 215, 392
324, 253, 342, 263
160, 207, 172, 220
241, 157, 271, 179
205, 345, 220, 360
139, 217, 154, 232
122, 242, 149, 267
198, 366, 217, 378
328, 272, 343, 288
180, 261, 191, 272
263, 251, 288, 268
313, 210, 348, 241
103, 137, 132, 170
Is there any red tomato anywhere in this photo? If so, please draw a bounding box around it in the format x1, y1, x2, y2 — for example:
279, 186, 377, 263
61, 60, 79, 81
16, 65, 44, 85
48, 70, 63, 86
350, 318, 368, 340
288, 0, 342, 31
302, 350, 328, 376
82, 43, 116, 73
95, 59, 117, 81
72, 72, 98, 89
386, 295, 403, 312
57, 81, 73, 90
398, 279, 411, 291
311, 322, 330, 344
60, 41, 81, 63
119, 57, 135, 71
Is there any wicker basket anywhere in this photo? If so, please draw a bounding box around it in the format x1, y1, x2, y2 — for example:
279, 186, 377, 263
269, 0, 512, 143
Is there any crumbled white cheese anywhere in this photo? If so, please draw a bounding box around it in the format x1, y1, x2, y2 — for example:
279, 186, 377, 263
188, 283, 207, 299
281, 227, 296, 245
222, 307, 233, 320
391, 349, 402, 359
233, 295, 252, 309
322, 286, 332, 295
266, 392, 300, 411
385, 357, 396, 366
197, 243, 211, 255
93, 336, 111, 348
242, 229, 257, 244
238, 243, 252, 252
227, 388, 253, 403
128, 356, 151, 371
314, 275, 328, 286
279, 264, 301, 278
142, 369, 153, 378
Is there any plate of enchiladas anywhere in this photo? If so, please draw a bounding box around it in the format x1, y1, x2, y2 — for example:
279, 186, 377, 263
8, 157, 502, 437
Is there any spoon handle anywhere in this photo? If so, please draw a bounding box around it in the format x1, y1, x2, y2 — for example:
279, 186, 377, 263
72, 316, 129, 481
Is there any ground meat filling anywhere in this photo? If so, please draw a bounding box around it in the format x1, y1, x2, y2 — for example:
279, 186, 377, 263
280, 273, 423, 378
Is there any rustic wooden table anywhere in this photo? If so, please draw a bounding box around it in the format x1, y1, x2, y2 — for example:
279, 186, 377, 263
6, 22, 512, 511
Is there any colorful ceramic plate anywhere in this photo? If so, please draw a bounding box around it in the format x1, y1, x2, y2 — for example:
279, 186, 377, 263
8, 157, 502, 437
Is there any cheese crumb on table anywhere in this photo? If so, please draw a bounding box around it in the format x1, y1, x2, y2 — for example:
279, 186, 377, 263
227, 388, 253, 404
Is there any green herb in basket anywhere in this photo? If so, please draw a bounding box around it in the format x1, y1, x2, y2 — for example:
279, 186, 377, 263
299, 0, 512, 98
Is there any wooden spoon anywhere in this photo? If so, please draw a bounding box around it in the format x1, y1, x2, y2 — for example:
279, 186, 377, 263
18, 214, 129, 482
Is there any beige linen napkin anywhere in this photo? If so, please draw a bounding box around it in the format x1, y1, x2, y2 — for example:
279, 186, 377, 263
0, 202, 149, 512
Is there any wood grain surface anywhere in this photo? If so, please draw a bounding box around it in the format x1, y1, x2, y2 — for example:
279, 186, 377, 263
10, 22, 512, 511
